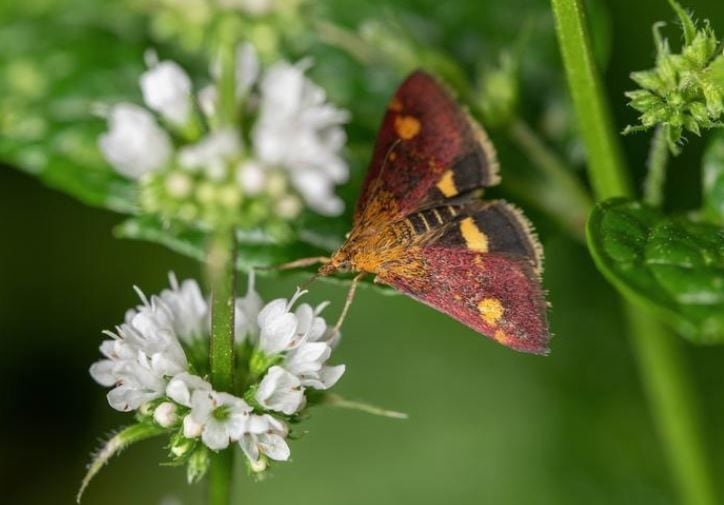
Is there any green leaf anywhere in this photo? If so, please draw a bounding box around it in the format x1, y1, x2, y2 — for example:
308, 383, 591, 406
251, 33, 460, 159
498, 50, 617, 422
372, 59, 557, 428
702, 132, 724, 224
587, 198, 724, 343
115, 215, 329, 270
0, 14, 147, 213
115, 215, 395, 293
77, 422, 165, 502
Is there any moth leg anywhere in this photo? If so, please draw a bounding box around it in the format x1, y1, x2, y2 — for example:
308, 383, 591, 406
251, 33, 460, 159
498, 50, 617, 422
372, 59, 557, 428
260, 256, 330, 271
333, 272, 366, 335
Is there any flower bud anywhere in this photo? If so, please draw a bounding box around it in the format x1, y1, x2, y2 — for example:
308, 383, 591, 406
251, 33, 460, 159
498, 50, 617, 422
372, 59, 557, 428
154, 402, 179, 428
249, 456, 267, 473
275, 194, 302, 220
183, 415, 204, 439
137, 401, 156, 419
630, 70, 663, 92
165, 172, 193, 199
186, 447, 211, 484
170, 432, 197, 458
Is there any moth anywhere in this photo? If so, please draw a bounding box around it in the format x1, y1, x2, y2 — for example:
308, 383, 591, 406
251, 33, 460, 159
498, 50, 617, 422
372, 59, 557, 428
288, 71, 550, 354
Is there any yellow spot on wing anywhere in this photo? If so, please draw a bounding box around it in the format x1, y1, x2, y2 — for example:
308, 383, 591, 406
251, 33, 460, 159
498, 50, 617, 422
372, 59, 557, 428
478, 297, 504, 326
394, 115, 421, 140
494, 329, 509, 345
460, 217, 489, 252
436, 170, 457, 197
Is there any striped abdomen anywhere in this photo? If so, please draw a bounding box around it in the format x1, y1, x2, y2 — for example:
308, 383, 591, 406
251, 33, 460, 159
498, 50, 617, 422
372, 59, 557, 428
401, 205, 461, 236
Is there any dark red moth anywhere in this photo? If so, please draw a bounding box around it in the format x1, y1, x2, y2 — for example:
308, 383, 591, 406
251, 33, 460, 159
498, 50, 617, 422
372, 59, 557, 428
315, 70, 550, 354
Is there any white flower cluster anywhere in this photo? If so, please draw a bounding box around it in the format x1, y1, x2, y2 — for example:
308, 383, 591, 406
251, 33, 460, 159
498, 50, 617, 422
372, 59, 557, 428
98, 43, 349, 223
90, 273, 344, 469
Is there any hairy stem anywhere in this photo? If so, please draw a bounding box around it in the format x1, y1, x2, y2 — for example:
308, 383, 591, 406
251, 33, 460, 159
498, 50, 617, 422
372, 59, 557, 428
208, 230, 237, 392
550, 1, 717, 504
206, 19, 240, 505
643, 126, 669, 207
207, 229, 237, 505
507, 117, 592, 239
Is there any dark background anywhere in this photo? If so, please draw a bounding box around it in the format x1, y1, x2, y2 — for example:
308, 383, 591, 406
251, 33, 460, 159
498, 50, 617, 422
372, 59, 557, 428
2, 1, 724, 504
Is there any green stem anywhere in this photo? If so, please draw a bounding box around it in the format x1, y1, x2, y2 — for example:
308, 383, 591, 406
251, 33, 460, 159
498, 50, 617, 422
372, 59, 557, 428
216, 25, 237, 128
627, 306, 716, 505
207, 230, 237, 505
643, 126, 669, 207
208, 449, 234, 505
206, 18, 240, 505
550, 0, 630, 199
550, 1, 717, 504
507, 117, 592, 239
208, 230, 236, 391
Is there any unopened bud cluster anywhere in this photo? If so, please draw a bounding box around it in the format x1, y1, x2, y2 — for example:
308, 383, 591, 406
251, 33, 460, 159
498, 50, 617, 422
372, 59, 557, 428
624, 5, 724, 152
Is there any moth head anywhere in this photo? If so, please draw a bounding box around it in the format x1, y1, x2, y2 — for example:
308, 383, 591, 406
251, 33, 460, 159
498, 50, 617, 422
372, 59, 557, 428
318, 250, 353, 276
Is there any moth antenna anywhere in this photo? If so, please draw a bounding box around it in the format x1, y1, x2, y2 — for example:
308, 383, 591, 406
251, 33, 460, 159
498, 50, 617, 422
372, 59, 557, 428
258, 256, 330, 271
375, 138, 402, 186
332, 272, 365, 335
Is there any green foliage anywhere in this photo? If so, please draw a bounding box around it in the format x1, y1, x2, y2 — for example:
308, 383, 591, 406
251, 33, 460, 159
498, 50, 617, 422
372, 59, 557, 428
114, 216, 328, 270
703, 132, 724, 224
77, 423, 165, 502
587, 198, 724, 343
0, 16, 144, 213
623, 0, 724, 153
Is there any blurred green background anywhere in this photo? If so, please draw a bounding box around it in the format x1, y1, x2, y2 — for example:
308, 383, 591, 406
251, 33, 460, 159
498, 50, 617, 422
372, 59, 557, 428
2, 1, 724, 504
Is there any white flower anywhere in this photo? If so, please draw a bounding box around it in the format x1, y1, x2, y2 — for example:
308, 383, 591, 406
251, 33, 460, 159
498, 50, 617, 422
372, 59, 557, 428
294, 301, 331, 344
238, 414, 290, 464
90, 280, 203, 412
279, 300, 345, 389
140, 58, 193, 126
257, 289, 307, 355
234, 270, 264, 344
99, 103, 172, 179
253, 60, 349, 215
166, 372, 212, 407
255, 366, 305, 415
157, 274, 208, 343
90, 307, 188, 411
178, 128, 241, 180
184, 389, 252, 450
254, 290, 345, 391
284, 343, 345, 390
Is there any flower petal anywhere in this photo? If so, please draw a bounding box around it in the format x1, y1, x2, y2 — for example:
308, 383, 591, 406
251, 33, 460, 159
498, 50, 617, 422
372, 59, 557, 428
166, 372, 211, 406
259, 433, 290, 461
202, 419, 230, 450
